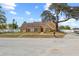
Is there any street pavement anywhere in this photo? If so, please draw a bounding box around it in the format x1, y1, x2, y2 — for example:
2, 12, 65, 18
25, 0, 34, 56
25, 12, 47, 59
0, 33, 79, 56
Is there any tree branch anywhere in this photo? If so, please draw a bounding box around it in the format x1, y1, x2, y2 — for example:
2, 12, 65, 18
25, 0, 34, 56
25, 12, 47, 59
58, 18, 70, 23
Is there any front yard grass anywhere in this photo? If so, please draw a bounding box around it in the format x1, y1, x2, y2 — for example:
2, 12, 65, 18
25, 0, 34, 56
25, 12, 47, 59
0, 32, 65, 38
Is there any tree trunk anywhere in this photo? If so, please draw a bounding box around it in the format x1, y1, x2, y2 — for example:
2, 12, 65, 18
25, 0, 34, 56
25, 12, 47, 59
55, 22, 59, 32
55, 15, 59, 32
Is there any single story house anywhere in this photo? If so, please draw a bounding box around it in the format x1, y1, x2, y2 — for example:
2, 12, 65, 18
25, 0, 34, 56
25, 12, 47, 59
20, 21, 56, 32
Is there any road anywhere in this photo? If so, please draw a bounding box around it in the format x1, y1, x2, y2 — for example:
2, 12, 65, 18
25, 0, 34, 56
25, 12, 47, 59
0, 33, 79, 56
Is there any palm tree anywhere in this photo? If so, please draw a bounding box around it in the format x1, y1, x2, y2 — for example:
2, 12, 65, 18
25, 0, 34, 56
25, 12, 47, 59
0, 6, 6, 24
0, 5, 7, 29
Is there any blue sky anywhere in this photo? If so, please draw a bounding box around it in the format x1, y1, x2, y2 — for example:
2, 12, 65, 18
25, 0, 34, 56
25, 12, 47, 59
1, 3, 79, 28
1, 3, 46, 26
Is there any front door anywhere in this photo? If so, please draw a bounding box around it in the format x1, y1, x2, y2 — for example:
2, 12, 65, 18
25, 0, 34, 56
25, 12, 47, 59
41, 27, 43, 32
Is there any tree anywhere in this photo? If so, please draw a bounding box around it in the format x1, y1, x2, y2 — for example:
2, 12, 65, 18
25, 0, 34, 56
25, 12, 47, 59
0, 5, 6, 24
68, 7, 79, 20
41, 3, 79, 32
0, 5, 7, 29
8, 23, 18, 29
59, 26, 71, 30
8, 19, 18, 29
12, 19, 18, 29
59, 26, 65, 30
41, 10, 56, 22
48, 3, 72, 31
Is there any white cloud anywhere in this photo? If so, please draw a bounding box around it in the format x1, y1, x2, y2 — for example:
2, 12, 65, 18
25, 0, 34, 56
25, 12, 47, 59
59, 18, 77, 28
28, 18, 34, 22
26, 18, 41, 23
11, 16, 24, 20
10, 11, 16, 15
1, 3, 16, 10
38, 18, 41, 21
3, 3, 16, 7
25, 11, 31, 15
35, 6, 38, 9
45, 3, 52, 10
1, 3, 17, 15
26, 18, 35, 23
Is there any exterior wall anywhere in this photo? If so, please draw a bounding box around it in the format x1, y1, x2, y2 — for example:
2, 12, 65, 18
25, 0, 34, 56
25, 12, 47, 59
34, 28, 41, 32
21, 27, 42, 32
22, 29, 26, 32
44, 28, 50, 32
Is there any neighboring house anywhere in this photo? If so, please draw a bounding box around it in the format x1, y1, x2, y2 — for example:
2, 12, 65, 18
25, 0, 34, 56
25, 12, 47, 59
20, 21, 56, 32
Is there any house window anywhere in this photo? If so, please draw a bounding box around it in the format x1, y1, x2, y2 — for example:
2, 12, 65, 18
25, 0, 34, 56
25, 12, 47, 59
34, 28, 38, 32
30, 28, 34, 32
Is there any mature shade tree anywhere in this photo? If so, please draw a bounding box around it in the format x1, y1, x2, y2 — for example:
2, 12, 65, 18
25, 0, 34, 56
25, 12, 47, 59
48, 3, 72, 31
41, 10, 56, 37
49, 3, 79, 31
68, 7, 79, 20
41, 3, 79, 32
41, 10, 56, 22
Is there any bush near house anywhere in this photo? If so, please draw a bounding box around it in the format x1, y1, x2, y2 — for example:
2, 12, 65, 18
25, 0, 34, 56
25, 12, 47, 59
0, 24, 6, 29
